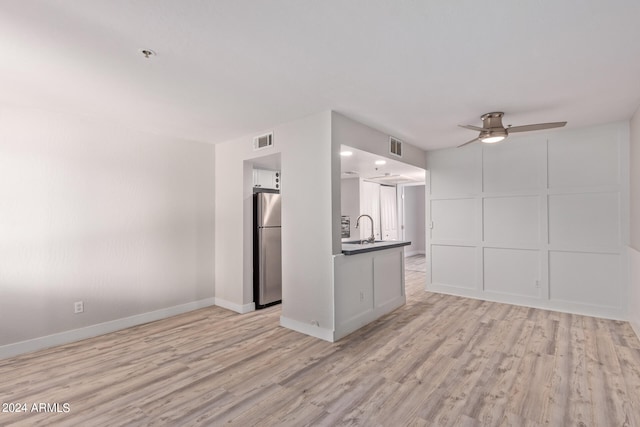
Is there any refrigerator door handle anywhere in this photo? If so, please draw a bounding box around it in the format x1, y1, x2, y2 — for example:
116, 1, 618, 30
258, 227, 282, 305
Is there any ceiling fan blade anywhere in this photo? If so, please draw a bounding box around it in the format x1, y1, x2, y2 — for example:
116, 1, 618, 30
457, 137, 480, 148
508, 121, 567, 133
458, 124, 485, 132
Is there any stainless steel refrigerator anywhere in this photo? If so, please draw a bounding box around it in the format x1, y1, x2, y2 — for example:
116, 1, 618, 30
253, 192, 282, 308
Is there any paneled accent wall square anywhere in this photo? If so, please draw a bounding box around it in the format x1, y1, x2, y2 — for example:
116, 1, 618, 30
431, 198, 476, 242
482, 135, 545, 192
484, 248, 540, 298
431, 245, 476, 289
549, 251, 621, 308
429, 146, 481, 196
548, 192, 620, 248
483, 196, 540, 245
548, 125, 620, 188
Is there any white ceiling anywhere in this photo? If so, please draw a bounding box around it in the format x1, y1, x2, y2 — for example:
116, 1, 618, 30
1, 1, 640, 151
340, 145, 425, 185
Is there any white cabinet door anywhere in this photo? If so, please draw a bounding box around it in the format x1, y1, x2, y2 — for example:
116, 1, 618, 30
380, 185, 398, 240
360, 180, 381, 241
253, 169, 281, 190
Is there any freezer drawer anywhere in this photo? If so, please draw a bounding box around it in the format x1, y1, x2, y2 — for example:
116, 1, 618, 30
258, 227, 282, 305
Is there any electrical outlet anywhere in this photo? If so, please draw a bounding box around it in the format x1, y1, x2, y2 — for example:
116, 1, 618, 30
535, 280, 540, 288
74, 301, 84, 314
360, 291, 364, 302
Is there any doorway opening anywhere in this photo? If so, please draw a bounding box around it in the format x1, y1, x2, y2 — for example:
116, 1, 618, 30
398, 183, 427, 272
243, 153, 282, 317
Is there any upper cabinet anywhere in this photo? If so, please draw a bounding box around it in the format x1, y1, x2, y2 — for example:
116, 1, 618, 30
380, 185, 398, 241
253, 169, 281, 190
360, 180, 382, 241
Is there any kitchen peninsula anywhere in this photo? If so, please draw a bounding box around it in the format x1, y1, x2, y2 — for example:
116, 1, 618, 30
333, 240, 411, 340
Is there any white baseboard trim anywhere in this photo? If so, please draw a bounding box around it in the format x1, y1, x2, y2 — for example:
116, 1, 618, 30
214, 298, 255, 314
280, 316, 334, 342
631, 319, 640, 343
427, 282, 626, 321
333, 295, 406, 341
0, 298, 216, 360
405, 250, 426, 257
334, 310, 376, 341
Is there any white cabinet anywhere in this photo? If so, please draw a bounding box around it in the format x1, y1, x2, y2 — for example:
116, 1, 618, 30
334, 255, 374, 324
253, 169, 281, 190
358, 180, 397, 241
360, 180, 381, 240
380, 185, 398, 240
333, 246, 406, 340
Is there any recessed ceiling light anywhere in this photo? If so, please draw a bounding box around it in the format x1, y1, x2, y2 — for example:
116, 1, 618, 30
140, 49, 156, 59
340, 151, 353, 156
375, 160, 386, 165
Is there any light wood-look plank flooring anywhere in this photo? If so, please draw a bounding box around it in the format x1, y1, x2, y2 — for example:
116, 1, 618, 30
404, 253, 427, 273
1, 255, 639, 426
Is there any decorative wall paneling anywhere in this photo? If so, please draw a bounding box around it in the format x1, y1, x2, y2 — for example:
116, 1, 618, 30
426, 124, 629, 319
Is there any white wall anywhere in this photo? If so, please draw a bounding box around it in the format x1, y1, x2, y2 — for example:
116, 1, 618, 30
0, 105, 215, 358
402, 185, 426, 256
426, 122, 629, 319
214, 111, 336, 339
331, 112, 426, 170
629, 106, 640, 338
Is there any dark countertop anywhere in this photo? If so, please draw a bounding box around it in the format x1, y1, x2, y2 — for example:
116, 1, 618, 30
341, 240, 411, 255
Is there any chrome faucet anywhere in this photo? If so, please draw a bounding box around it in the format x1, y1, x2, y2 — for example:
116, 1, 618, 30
356, 214, 375, 243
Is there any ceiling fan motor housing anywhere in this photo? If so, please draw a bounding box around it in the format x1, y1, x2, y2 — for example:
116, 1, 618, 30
481, 112, 505, 128
480, 112, 508, 143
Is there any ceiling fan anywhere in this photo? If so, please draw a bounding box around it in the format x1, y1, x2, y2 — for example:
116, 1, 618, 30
458, 112, 566, 148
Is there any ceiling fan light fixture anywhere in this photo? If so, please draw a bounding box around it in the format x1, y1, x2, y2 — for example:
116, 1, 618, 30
481, 135, 506, 143
480, 128, 508, 144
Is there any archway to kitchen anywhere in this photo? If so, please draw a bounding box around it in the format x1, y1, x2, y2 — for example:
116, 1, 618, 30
339, 145, 427, 300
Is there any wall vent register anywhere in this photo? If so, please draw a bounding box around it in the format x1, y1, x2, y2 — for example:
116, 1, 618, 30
389, 136, 403, 157
253, 132, 274, 151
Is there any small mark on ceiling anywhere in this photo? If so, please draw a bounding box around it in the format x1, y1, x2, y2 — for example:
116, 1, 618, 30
140, 49, 156, 59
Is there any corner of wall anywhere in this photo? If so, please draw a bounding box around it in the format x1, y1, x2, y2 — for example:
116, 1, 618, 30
628, 104, 640, 341
629, 246, 640, 340
630, 104, 640, 251
214, 298, 255, 314
279, 315, 335, 342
